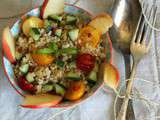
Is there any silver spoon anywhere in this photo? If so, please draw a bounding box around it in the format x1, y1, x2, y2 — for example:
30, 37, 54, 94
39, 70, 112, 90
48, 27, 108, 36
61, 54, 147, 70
109, 0, 141, 119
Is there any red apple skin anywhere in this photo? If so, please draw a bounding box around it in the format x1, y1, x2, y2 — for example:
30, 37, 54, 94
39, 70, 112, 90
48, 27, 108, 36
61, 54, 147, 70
21, 100, 61, 109
2, 27, 16, 63
40, 0, 48, 18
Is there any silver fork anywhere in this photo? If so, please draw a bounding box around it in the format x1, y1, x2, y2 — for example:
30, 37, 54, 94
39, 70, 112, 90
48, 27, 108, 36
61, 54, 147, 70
116, 4, 157, 120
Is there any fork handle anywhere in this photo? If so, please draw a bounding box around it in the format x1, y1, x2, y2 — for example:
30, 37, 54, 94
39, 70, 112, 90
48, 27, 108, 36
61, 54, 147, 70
116, 61, 138, 120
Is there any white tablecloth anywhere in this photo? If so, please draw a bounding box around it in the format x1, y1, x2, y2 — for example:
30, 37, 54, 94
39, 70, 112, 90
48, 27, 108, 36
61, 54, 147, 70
0, 0, 160, 120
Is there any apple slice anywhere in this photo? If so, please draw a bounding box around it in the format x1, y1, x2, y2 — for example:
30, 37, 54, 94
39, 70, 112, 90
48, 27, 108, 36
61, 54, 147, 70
102, 63, 119, 90
2, 27, 16, 63
88, 13, 113, 34
21, 94, 63, 108
22, 16, 44, 36
41, 0, 64, 19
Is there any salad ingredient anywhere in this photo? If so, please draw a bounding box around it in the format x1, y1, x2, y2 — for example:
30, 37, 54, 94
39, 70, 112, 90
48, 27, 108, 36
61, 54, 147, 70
22, 16, 44, 36
65, 71, 81, 80
41, 0, 64, 19
42, 84, 54, 92
68, 29, 79, 41
49, 15, 63, 22
21, 94, 63, 108
29, 28, 41, 41
55, 29, 62, 37
36, 48, 55, 54
88, 70, 97, 83
64, 80, 85, 100
2, 27, 16, 63
66, 15, 77, 24
54, 84, 65, 96
18, 76, 35, 92
31, 54, 55, 65
103, 63, 119, 90
76, 53, 95, 72
56, 60, 65, 68
58, 47, 78, 55
15, 51, 23, 60
19, 64, 29, 74
89, 13, 113, 34
78, 26, 100, 48
26, 73, 35, 83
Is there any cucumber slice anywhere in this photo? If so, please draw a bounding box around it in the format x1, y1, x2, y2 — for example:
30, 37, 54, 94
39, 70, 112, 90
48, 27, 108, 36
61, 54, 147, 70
59, 48, 78, 55
26, 73, 35, 83
66, 15, 77, 24
42, 84, 54, 93
54, 84, 65, 96
88, 71, 97, 83
29, 28, 40, 41
56, 61, 65, 68
68, 29, 79, 41
36, 48, 55, 54
19, 64, 29, 74
48, 15, 63, 22
65, 71, 81, 80
55, 29, 62, 37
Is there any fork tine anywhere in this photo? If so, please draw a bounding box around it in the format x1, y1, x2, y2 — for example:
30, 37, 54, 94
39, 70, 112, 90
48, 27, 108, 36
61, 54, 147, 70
136, 4, 148, 43
131, 13, 143, 44
141, 5, 157, 47
146, 6, 157, 51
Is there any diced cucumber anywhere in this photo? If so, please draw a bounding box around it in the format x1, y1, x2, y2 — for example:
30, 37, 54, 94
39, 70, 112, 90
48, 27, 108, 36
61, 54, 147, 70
42, 84, 54, 92
88, 71, 97, 83
15, 51, 22, 60
36, 48, 55, 54
19, 64, 29, 74
29, 28, 40, 41
68, 29, 79, 41
54, 84, 65, 96
48, 15, 63, 22
55, 29, 62, 37
49, 42, 58, 52
26, 73, 35, 83
44, 19, 52, 28
66, 15, 77, 24
56, 61, 65, 68
59, 48, 78, 55
65, 71, 81, 80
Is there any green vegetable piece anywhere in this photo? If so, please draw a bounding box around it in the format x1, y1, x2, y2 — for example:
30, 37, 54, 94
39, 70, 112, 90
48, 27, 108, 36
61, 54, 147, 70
44, 19, 52, 28
68, 29, 79, 41
36, 48, 55, 54
66, 15, 77, 24
42, 84, 54, 92
19, 64, 29, 74
54, 84, 65, 96
49, 15, 63, 22
15, 51, 22, 60
56, 61, 65, 68
26, 73, 35, 83
59, 48, 78, 55
88, 71, 97, 83
29, 28, 40, 41
55, 29, 62, 37
65, 71, 81, 80
49, 42, 58, 52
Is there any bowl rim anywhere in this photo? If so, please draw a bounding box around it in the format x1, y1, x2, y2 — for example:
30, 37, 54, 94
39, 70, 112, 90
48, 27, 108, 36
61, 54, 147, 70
1, 3, 113, 108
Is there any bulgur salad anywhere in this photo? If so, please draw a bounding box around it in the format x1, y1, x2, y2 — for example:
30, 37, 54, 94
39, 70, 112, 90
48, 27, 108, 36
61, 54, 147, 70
8, 9, 111, 101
